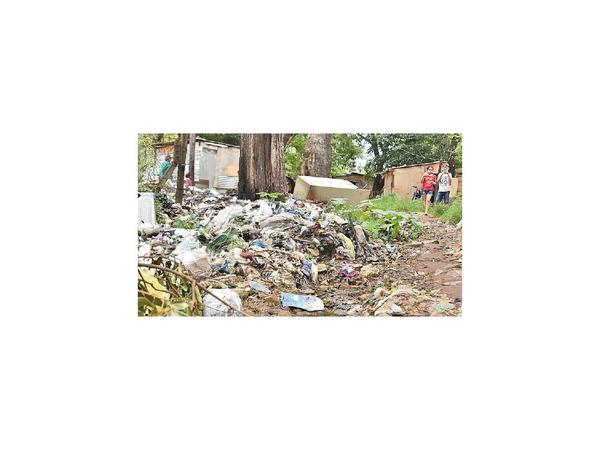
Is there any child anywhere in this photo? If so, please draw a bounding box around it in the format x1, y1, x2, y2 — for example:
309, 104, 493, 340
436, 163, 452, 204
421, 165, 437, 215
185, 173, 193, 187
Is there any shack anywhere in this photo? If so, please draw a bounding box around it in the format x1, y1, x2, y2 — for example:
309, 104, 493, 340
332, 172, 373, 190
155, 137, 240, 191
382, 162, 460, 199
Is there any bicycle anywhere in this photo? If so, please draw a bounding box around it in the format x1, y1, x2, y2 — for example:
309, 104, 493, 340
411, 185, 422, 201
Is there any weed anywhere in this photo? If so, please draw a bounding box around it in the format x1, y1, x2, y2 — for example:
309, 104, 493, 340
329, 194, 424, 241
258, 192, 286, 202
173, 217, 195, 229
430, 196, 462, 224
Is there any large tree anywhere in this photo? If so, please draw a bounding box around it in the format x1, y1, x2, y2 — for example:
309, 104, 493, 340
238, 133, 294, 200
301, 134, 332, 177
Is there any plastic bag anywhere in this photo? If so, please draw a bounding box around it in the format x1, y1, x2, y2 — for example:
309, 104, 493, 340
173, 234, 200, 255
280, 293, 324, 311
203, 289, 243, 317
211, 205, 243, 230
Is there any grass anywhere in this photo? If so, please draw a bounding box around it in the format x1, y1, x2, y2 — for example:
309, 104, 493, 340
330, 194, 425, 241
331, 193, 462, 230
429, 196, 462, 224
368, 194, 424, 213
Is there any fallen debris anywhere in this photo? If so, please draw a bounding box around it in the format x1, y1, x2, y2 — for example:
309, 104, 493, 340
203, 289, 243, 317
281, 293, 325, 312
138, 184, 461, 317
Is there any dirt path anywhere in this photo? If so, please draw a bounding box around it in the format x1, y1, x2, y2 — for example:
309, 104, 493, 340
391, 214, 462, 312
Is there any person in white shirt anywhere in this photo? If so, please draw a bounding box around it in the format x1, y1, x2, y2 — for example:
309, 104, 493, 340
436, 163, 452, 204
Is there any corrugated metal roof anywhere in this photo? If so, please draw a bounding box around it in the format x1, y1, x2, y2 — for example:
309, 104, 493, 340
379, 161, 441, 174
217, 176, 238, 189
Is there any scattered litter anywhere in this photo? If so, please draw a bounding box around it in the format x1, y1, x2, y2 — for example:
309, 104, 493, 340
173, 234, 200, 255
176, 249, 211, 275
138, 182, 460, 317
280, 293, 325, 311
203, 289, 243, 317
249, 281, 271, 293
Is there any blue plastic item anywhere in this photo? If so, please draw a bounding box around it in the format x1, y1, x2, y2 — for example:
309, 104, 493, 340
280, 293, 324, 311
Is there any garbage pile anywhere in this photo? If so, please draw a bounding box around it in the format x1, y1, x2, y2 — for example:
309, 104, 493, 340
138, 186, 446, 316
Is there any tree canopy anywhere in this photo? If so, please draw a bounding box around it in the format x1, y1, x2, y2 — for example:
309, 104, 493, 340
358, 133, 462, 176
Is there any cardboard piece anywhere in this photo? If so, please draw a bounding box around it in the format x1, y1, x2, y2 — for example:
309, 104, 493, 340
293, 176, 370, 205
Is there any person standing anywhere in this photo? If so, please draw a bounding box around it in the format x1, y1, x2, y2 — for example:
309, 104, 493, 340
436, 163, 452, 204
421, 165, 437, 215
158, 155, 172, 177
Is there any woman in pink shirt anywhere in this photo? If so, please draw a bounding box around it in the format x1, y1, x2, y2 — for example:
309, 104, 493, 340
421, 165, 437, 215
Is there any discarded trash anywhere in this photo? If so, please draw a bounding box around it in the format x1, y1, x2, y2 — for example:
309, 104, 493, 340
173, 234, 200, 255
212, 205, 244, 230
373, 287, 387, 298
176, 249, 210, 275
338, 233, 356, 259
302, 261, 319, 282
138, 180, 458, 317
203, 289, 243, 317
249, 281, 271, 293
340, 265, 357, 278
249, 200, 273, 223
280, 293, 325, 311
212, 258, 235, 274
139, 223, 161, 236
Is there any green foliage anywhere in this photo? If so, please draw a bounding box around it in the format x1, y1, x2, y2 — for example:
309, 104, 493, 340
174, 217, 196, 229
331, 134, 362, 176
285, 134, 307, 178
258, 192, 286, 201
368, 194, 424, 213
154, 197, 164, 223
330, 194, 425, 241
360, 133, 462, 173
362, 211, 424, 241
138, 133, 158, 188
285, 133, 362, 178
138, 258, 202, 317
430, 196, 462, 224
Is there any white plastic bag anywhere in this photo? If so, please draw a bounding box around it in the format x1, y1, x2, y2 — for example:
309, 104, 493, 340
173, 234, 200, 255
249, 200, 273, 223
176, 249, 210, 275
203, 289, 243, 317
211, 205, 244, 230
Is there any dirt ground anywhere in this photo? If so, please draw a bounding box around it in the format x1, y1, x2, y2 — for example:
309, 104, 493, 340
239, 213, 462, 317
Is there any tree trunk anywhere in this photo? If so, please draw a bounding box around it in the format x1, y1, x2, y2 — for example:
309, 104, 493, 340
175, 134, 188, 203
370, 174, 384, 199
447, 134, 459, 177
238, 133, 294, 200
369, 135, 384, 198
301, 134, 333, 177
188, 133, 196, 186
